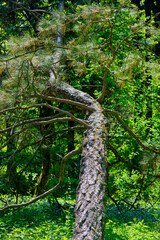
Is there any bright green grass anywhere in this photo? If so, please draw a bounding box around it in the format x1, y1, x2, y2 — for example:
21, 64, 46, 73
0, 198, 160, 240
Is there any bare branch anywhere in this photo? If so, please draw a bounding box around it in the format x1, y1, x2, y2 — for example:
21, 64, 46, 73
0, 146, 82, 213
0, 139, 41, 161
26, 9, 58, 16
9, 0, 39, 20
0, 116, 55, 134
97, 63, 111, 103
45, 102, 91, 129
0, 106, 19, 114
0, 117, 71, 151
0, 47, 43, 62
28, 94, 95, 112
0, 102, 89, 136
55, 125, 84, 134
108, 142, 160, 178
105, 109, 160, 154
132, 175, 145, 207
108, 142, 141, 171
0, 125, 83, 162
97, 16, 152, 104
18, 131, 48, 175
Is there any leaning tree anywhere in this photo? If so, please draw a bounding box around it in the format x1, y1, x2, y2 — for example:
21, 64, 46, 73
0, 1, 160, 239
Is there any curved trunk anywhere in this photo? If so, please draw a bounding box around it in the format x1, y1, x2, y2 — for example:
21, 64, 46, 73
72, 103, 107, 240
48, 82, 108, 240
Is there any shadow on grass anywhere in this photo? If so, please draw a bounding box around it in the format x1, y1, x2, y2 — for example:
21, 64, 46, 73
1, 199, 160, 236
105, 203, 160, 240
106, 203, 160, 225
0, 198, 74, 232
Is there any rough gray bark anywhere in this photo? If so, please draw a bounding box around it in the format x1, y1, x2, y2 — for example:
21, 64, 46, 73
72, 103, 107, 240
48, 82, 108, 240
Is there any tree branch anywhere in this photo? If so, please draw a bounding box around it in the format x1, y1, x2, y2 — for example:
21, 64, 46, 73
28, 94, 95, 112
108, 142, 141, 171
0, 146, 82, 213
108, 142, 160, 178
97, 16, 152, 104
9, 0, 39, 20
0, 102, 90, 134
0, 117, 72, 151
105, 109, 160, 154
45, 102, 91, 129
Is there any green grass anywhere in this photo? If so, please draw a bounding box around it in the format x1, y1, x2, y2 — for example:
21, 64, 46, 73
0, 198, 160, 240
105, 203, 160, 239
0, 198, 74, 240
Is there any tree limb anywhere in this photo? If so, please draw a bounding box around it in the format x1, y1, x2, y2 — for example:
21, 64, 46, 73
108, 142, 160, 178
0, 146, 82, 213
0, 117, 72, 151
28, 94, 95, 112
108, 142, 141, 171
45, 102, 91, 129
0, 102, 90, 134
105, 108, 160, 154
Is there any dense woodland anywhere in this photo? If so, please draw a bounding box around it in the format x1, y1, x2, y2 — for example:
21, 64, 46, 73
0, 0, 160, 239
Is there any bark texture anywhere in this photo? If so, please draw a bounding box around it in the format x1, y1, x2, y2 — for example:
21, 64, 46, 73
48, 82, 107, 240
72, 103, 107, 240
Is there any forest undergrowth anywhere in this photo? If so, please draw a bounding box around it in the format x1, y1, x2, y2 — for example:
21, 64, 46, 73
0, 197, 160, 240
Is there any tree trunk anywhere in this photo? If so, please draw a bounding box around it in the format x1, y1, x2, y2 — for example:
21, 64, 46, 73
34, 101, 54, 197
48, 82, 108, 240
34, 144, 51, 197
68, 121, 74, 152
72, 103, 107, 240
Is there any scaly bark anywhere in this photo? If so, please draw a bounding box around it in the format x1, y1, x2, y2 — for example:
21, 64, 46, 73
47, 82, 108, 240
72, 103, 107, 240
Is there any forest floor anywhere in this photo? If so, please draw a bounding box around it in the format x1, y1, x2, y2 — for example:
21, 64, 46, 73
0, 197, 160, 240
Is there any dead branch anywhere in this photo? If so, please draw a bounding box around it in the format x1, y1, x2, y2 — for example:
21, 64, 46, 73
0, 117, 72, 151
0, 146, 82, 213
105, 108, 160, 154
28, 94, 95, 112
108, 142, 141, 171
